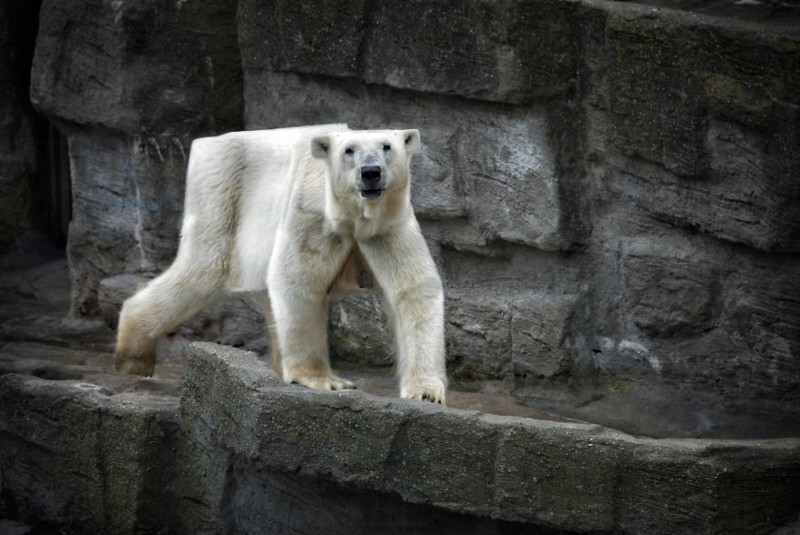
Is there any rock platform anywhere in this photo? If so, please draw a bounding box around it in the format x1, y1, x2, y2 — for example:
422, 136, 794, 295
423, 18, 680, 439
2, 256, 799, 534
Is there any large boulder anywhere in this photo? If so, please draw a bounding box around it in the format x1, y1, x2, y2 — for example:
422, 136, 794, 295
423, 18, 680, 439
0, 373, 181, 534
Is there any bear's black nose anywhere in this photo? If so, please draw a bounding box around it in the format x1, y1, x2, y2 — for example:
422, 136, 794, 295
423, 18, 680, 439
361, 165, 381, 183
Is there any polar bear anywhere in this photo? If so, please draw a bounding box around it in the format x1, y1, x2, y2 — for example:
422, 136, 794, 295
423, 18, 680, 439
115, 124, 447, 404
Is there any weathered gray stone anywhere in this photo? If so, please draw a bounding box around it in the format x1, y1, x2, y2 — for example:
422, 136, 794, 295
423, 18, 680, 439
12, 0, 800, 448
494, 422, 619, 530
718, 251, 800, 406
239, 0, 576, 104
177, 343, 800, 534
616, 438, 800, 534
590, 3, 800, 251
511, 292, 580, 380
441, 245, 585, 386
3, 255, 800, 535
238, 0, 366, 79
244, 72, 581, 251
622, 244, 718, 338
31, 0, 243, 135
63, 127, 192, 314
30, 0, 244, 316
64, 129, 139, 315
360, 0, 576, 102
97, 273, 147, 329
456, 107, 567, 250
98, 273, 269, 358
0, 164, 31, 252
328, 293, 393, 367
0, 373, 181, 534
0, 1, 37, 251
445, 291, 512, 383
242, 71, 465, 220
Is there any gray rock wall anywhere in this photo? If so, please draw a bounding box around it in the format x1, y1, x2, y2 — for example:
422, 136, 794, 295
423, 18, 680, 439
22, 0, 800, 437
30, 0, 244, 314
0, 1, 39, 251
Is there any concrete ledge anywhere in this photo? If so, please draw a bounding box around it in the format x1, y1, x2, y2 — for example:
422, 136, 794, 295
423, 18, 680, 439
180, 343, 800, 534
2, 339, 799, 533
0, 373, 181, 534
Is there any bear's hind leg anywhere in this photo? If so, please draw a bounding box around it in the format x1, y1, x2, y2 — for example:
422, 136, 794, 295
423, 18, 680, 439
115, 269, 222, 376
116, 310, 158, 376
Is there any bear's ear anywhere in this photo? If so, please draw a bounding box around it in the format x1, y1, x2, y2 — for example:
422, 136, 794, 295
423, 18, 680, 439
401, 129, 421, 155
311, 135, 331, 159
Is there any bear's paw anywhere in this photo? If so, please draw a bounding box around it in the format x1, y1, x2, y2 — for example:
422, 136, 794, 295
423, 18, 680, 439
114, 348, 156, 377
401, 378, 446, 406
291, 374, 356, 392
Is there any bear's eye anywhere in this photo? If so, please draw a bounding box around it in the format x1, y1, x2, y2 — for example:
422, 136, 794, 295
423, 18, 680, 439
383, 144, 391, 152
344, 147, 354, 156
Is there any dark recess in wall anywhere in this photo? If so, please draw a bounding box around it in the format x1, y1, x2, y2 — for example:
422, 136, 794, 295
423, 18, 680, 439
7, 0, 70, 250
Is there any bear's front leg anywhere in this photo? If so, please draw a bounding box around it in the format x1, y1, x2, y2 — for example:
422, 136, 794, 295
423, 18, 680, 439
267, 226, 356, 392
391, 284, 447, 405
358, 220, 447, 405
269, 288, 355, 391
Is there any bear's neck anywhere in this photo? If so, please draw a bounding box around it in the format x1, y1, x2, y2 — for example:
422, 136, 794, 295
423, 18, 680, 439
325, 188, 410, 241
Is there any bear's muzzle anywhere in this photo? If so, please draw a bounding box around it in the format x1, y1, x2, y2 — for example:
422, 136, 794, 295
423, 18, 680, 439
359, 165, 385, 199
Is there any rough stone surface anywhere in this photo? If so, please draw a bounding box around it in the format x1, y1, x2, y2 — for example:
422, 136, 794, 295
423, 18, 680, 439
30, 0, 243, 135
98, 272, 268, 356
5, 0, 799, 442
0, 373, 181, 534
581, 2, 800, 252
2, 253, 799, 533
238, 0, 577, 103
328, 292, 394, 367
0, 1, 39, 251
234, 0, 800, 439
178, 343, 800, 535
2, 336, 799, 534
30, 0, 244, 315
0, 256, 579, 534
244, 72, 580, 250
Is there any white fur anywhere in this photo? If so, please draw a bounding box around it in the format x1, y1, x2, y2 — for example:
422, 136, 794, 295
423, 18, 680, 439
115, 124, 447, 404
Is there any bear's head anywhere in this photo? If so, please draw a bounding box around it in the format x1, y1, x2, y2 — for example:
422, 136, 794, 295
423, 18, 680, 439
311, 129, 421, 204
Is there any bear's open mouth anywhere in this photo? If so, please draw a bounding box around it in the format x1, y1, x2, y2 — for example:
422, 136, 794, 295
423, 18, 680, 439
360, 188, 384, 200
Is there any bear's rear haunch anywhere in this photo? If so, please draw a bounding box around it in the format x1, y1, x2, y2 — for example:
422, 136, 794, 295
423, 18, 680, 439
114, 124, 447, 404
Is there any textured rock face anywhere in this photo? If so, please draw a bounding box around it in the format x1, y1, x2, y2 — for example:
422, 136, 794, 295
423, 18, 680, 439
30, 0, 243, 135
174, 343, 800, 535
239, 0, 576, 102
2, 264, 799, 535
596, 9, 800, 252
63, 129, 191, 314
0, 374, 181, 534
30, 0, 243, 314
21, 0, 800, 438
238, 0, 800, 438
0, 1, 39, 251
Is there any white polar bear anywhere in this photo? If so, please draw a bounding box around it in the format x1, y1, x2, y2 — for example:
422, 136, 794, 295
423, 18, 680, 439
115, 124, 447, 404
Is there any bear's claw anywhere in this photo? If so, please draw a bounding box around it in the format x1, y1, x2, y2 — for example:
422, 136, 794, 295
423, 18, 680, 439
114, 348, 156, 377
402, 378, 446, 406
291, 374, 356, 392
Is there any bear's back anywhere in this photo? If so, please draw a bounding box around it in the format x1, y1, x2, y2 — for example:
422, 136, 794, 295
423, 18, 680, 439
217, 124, 350, 291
